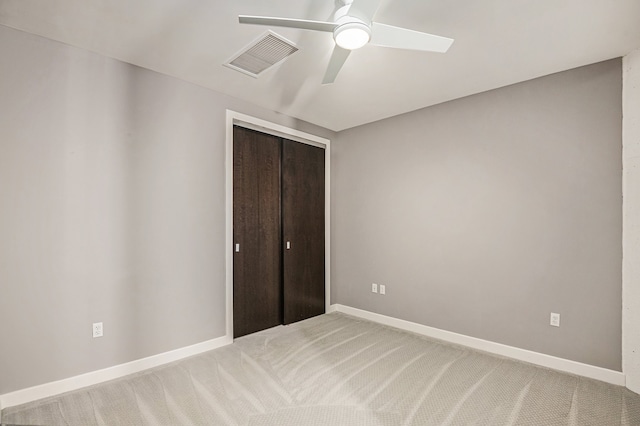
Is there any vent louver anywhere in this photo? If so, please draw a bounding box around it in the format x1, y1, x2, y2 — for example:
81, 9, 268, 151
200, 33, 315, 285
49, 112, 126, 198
225, 31, 298, 77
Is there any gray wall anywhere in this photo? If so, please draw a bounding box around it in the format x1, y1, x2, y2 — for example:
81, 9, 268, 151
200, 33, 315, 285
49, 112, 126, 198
0, 25, 333, 395
331, 59, 622, 371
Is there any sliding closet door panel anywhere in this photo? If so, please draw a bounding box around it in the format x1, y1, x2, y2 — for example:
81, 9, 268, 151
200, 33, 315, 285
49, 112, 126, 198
233, 126, 282, 338
282, 140, 325, 324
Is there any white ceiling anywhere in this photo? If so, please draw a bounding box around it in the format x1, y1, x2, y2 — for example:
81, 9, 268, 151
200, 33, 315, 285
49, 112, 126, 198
1, 0, 639, 131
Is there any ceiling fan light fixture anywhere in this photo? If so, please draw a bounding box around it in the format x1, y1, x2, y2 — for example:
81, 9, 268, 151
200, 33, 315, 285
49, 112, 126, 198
334, 22, 371, 50
238, 0, 455, 84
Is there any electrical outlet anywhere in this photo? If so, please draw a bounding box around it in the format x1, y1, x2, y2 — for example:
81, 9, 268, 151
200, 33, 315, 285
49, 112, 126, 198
550, 313, 560, 327
379, 284, 386, 295
371, 283, 378, 293
93, 322, 104, 338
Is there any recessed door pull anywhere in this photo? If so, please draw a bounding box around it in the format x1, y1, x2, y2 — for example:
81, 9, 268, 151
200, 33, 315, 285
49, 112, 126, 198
235, 243, 240, 252
286, 241, 291, 250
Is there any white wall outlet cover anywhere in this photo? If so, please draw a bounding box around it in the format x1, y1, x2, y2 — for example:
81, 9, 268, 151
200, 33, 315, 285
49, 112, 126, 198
550, 313, 560, 327
380, 284, 386, 295
371, 283, 378, 293
93, 322, 104, 338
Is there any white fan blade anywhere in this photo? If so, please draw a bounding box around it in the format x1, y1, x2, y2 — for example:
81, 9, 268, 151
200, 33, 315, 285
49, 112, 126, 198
370, 23, 454, 52
322, 47, 351, 84
348, 0, 381, 23
239, 15, 337, 33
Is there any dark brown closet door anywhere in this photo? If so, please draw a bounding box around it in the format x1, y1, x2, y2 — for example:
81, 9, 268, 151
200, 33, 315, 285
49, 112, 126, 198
233, 126, 282, 338
282, 140, 325, 324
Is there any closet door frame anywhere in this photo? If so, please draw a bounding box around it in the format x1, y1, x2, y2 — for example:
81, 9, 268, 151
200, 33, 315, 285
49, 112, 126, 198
225, 110, 331, 340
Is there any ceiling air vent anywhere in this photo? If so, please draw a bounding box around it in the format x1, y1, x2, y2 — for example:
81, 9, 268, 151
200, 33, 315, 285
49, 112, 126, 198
225, 31, 298, 78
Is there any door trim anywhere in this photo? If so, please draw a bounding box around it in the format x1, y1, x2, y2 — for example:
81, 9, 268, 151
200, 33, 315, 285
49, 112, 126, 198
225, 110, 331, 339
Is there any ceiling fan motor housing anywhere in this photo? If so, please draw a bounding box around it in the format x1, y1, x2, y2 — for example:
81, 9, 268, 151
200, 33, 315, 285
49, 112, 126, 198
333, 5, 371, 50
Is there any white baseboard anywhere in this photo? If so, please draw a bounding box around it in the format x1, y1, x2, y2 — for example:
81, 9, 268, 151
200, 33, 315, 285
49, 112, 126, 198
331, 304, 625, 386
0, 334, 232, 410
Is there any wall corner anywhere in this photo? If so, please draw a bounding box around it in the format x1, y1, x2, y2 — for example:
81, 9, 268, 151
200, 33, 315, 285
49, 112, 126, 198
623, 49, 640, 394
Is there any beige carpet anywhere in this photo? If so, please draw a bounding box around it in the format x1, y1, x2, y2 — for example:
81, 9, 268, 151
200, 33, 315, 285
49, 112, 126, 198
2, 312, 640, 425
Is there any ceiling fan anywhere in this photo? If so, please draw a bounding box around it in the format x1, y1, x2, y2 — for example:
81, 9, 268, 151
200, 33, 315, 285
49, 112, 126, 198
238, 0, 454, 84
